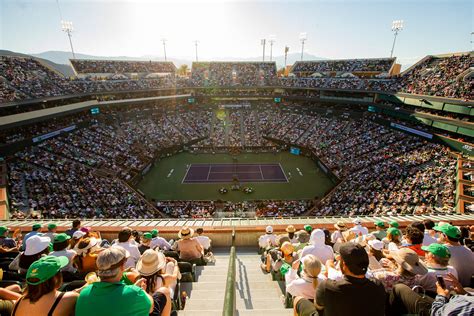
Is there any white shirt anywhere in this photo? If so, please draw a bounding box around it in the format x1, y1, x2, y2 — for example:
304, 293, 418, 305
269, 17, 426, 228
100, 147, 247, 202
150, 237, 172, 250
422, 231, 437, 246
113, 241, 141, 269
285, 268, 325, 300
50, 249, 77, 273
195, 235, 211, 250
258, 234, 277, 248
350, 225, 369, 236
417, 265, 458, 292
331, 230, 343, 244
300, 245, 334, 264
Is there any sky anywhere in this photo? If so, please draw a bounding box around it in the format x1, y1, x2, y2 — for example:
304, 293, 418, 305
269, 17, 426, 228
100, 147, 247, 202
0, 0, 472, 66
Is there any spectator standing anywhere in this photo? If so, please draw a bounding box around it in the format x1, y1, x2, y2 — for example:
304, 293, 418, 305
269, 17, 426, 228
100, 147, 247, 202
65, 220, 81, 237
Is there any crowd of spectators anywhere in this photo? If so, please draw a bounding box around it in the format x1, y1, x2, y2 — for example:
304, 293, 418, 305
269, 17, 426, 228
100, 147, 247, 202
291, 57, 396, 74
70, 59, 176, 74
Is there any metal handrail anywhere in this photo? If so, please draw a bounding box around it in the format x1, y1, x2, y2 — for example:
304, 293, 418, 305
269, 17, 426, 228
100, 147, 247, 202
222, 228, 236, 316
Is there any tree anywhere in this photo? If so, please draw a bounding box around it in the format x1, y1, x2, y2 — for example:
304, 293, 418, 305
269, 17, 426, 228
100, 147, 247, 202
177, 64, 189, 76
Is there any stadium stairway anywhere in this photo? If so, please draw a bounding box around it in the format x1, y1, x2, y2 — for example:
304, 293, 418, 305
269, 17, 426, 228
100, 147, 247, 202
235, 248, 293, 315
179, 249, 230, 316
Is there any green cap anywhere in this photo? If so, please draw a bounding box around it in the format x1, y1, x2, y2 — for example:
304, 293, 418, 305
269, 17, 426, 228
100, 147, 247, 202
143, 232, 153, 240
421, 243, 451, 258
53, 233, 71, 244
433, 224, 461, 239
387, 227, 401, 236
32, 224, 42, 230
389, 221, 399, 228
374, 221, 385, 228
0, 226, 8, 235
47, 223, 57, 230
26, 256, 68, 285
304, 225, 312, 232
150, 229, 158, 237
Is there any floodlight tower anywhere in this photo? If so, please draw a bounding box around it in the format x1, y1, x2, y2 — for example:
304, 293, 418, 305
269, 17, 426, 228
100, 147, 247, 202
390, 20, 404, 58
269, 35, 276, 61
261, 39, 266, 61
161, 38, 168, 61
61, 20, 76, 59
299, 32, 307, 61
193, 40, 199, 62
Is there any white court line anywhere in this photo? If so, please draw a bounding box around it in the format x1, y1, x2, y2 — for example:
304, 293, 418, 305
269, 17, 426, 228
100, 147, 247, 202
208, 171, 263, 174
181, 164, 191, 184
278, 163, 289, 183
258, 165, 264, 181
206, 165, 211, 181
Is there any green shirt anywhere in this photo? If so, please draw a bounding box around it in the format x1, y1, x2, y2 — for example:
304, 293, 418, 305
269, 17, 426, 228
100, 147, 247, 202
372, 230, 387, 241
75, 281, 152, 316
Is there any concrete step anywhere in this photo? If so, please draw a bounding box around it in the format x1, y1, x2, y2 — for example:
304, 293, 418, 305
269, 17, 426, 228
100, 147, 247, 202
187, 289, 225, 300
196, 274, 229, 282
185, 298, 224, 310
178, 310, 222, 316
235, 288, 283, 299
182, 281, 226, 291
236, 297, 284, 309
237, 309, 293, 316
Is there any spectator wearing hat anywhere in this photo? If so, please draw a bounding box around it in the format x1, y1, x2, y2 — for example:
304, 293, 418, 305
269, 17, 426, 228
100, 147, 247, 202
286, 254, 323, 300
172, 227, 204, 265
294, 243, 386, 316
371, 248, 427, 292
367, 239, 385, 270
75, 247, 154, 316
422, 219, 438, 246
0, 226, 17, 249
112, 228, 141, 269
389, 221, 399, 229
417, 243, 458, 292
73, 237, 101, 274
350, 218, 368, 236
11, 256, 79, 316
44, 223, 57, 241
285, 225, 298, 243
258, 225, 277, 250
401, 226, 425, 257
21, 224, 42, 251
50, 233, 77, 274
136, 249, 179, 310
70, 230, 86, 250
149, 229, 172, 251
293, 230, 310, 252
139, 233, 153, 254
372, 221, 387, 241
435, 223, 474, 287
301, 229, 334, 265
304, 225, 313, 234
384, 227, 402, 252
9, 235, 51, 275
195, 228, 212, 253
65, 220, 81, 238
262, 241, 298, 274
331, 221, 346, 244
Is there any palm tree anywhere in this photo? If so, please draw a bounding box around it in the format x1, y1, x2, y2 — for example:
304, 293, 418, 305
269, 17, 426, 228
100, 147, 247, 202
177, 64, 189, 76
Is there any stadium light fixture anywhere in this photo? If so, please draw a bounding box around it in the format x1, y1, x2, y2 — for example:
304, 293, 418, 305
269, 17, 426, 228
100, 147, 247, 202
390, 20, 404, 58
261, 39, 266, 62
299, 32, 307, 61
161, 38, 168, 62
268, 35, 276, 62
193, 40, 199, 62
61, 20, 76, 59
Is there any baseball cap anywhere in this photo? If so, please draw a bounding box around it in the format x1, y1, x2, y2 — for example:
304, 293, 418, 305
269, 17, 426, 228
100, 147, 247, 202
73, 230, 86, 239
389, 221, 399, 228
0, 226, 8, 235
25, 235, 51, 256
391, 248, 428, 275
368, 239, 384, 251
387, 227, 401, 236
352, 218, 362, 225
53, 233, 71, 244
47, 223, 57, 230
142, 232, 153, 240
374, 221, 385, 228
26, 256, 68, 285
433, 224, 461, 239
32, 224, 42, 230
421, 243, 451, 258
304, 225, 312, 233
97, 247, 129, 278
150, 229, 159, 237
339, 243, 369, 275
265, 226, 273, 234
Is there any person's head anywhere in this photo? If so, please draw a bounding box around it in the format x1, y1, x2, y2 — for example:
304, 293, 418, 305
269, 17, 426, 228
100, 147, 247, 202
136, 249, 166, 293
150, 229, 159, 238
339, 243, 369, 277
131, 230, 140, 243
389, 221, 399, 228
72, 219, 81, 229
32, 223, 42, 232
352, 218, 363, 226
196, 228, 204, 235
433, 224, 461, 244
280, 241, 294, 256
118, 227, 133, 243
25, 256, 68, 303
322, 229, 332, 246
295, 230, 310, 244
0, 226, 8, 237
367, 239, 384, 261
309, 229, 326, 245
178, 226, 194, 240
265, 226, 273, 235
334, 221, 346, 232
387, 228, 401, 244
404, 226, 424, 245
75, 237, 99, 257
422, 243, 451, 267
286, 225, 296, 239
276, 235, 291, 247
391, 248, 428, 277
96, 247, 129, 280
141, 233, 153, 245
25, 235, 51, 256
410, 221, 425, 233
302, 255, 322, 289
52, 233, 71, 252
423, 219, 435, 231
304, 225, 313, 234
47, 223, 57, 233
374, 221, 385, 231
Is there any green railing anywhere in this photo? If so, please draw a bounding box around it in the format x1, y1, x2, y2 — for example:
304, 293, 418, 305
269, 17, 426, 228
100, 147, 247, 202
222, 228, 236, 316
